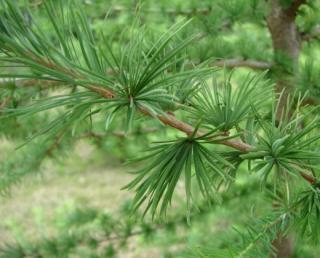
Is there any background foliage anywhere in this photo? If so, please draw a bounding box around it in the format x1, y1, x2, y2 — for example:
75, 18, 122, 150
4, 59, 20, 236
0, 0, 320, 257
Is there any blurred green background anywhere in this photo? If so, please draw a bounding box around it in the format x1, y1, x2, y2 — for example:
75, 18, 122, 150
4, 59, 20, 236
0, 0, 320, 257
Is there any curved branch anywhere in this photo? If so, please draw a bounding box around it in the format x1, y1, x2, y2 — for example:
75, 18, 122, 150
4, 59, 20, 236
0, 55, 316, 186
138, 105, 253, 152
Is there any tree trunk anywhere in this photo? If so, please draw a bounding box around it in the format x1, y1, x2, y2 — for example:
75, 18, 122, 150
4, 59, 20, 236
266, 1, 306, 257
266, 0, 304, 121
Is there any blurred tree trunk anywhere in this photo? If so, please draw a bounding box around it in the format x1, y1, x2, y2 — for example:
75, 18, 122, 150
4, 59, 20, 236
266, 1, 306, 257
267, 0, 304, 121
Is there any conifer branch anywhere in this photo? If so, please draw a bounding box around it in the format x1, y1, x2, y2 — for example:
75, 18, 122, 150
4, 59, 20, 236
1, 76, 252, 152
212, 58, 272, 70
3, 77, 315, 186
0, 57, 272, 91
87, 84, 319, 188
0, 0, 318, 224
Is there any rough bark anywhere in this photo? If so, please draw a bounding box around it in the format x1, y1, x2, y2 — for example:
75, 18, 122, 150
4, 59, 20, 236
266, 0, 304, 121
266, 1, 306, 257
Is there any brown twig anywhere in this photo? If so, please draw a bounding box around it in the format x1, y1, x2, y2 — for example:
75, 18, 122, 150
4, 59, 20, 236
212, 58, 272, 70
300, 171, 316, 185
